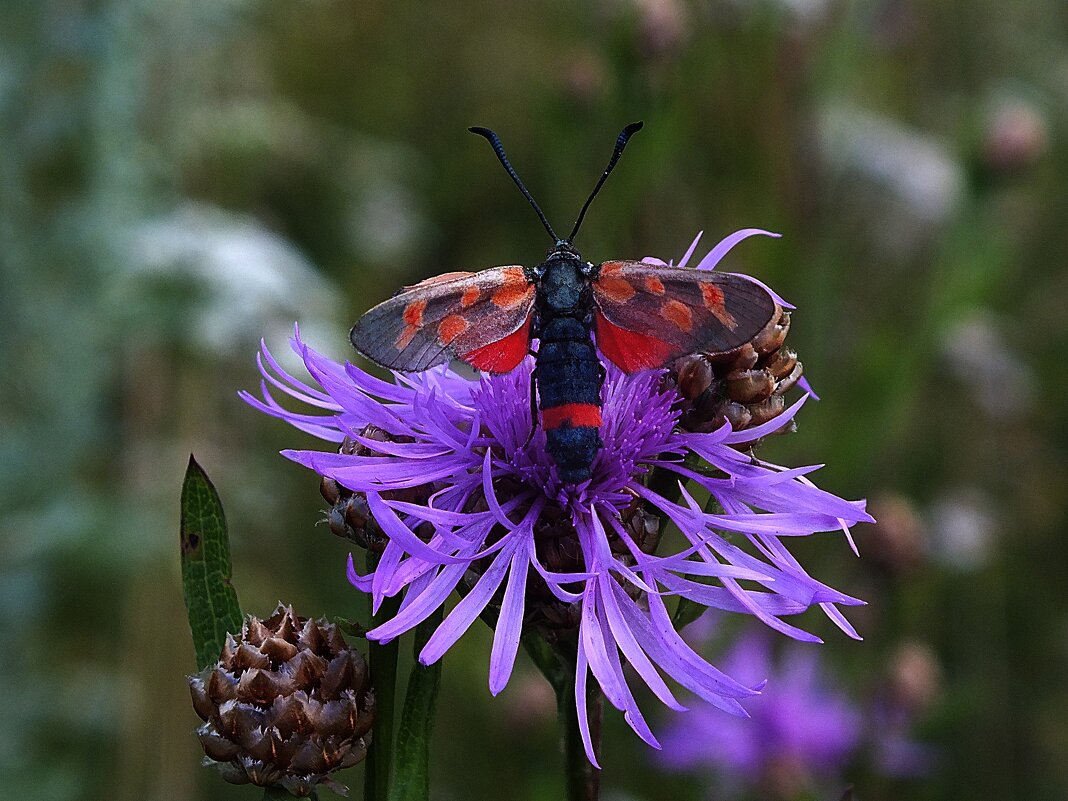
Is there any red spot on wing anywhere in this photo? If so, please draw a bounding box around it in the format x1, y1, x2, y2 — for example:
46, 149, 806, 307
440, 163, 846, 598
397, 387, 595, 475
701, 282, 737, 328
595, 312, 677, 373
644, 275, 665, 295
460, 315, 532, 373
662, 299, 694, 332
461, 286, 480, 307
437, 314, 468, 344
700, 282, 724, 308
542, 403, 602, 430
395, 325, 418, 350
403, 299, 426, 327
597, 274, 636, 302
491, 268, 533, 308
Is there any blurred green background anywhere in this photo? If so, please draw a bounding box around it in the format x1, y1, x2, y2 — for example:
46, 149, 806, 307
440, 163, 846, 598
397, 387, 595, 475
3, 0, 1067, 799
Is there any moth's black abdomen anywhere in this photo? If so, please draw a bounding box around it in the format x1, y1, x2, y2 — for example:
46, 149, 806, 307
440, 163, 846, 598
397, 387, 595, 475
537, 313, 603, 484
537, 344, 601, 408
546, 427, 601, 484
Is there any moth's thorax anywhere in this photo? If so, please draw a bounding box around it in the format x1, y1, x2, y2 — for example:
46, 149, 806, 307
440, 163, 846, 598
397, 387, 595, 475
537, 256, 593, 315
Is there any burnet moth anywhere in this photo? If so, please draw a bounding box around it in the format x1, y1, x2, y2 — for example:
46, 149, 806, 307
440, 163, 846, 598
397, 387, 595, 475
350, 123, 778, 483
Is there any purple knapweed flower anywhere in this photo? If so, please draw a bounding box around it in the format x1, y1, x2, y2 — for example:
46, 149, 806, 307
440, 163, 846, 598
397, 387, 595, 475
659, 630, 863, 798
242, 230, 872, 765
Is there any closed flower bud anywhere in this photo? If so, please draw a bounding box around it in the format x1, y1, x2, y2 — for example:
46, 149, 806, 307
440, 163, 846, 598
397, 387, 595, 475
320, 428, 440, 551
188, 605, 374, 796
671, 307, 803, 437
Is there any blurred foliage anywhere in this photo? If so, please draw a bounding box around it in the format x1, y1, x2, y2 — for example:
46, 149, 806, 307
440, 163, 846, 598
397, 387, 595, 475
2, 0, 1068, 800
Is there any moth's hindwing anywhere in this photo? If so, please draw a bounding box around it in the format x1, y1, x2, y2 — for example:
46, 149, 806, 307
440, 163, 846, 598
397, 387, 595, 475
591, 260, 778, 373
350, 266, 536, 373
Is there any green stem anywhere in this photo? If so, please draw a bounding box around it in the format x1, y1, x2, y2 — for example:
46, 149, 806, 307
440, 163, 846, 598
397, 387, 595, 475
365, 552, 403, 801
389, 606, 445, 801
560, 670, 602, 801
521, 630, 568, 697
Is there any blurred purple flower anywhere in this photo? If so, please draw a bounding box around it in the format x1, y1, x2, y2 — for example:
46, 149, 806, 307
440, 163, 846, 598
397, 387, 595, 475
659, 632, 862, 795
242, 232, 872, 764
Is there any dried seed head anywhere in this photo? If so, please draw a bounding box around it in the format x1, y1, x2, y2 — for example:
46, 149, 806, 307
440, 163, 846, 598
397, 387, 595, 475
188, 605, 374, 796
670, 307, 802, 439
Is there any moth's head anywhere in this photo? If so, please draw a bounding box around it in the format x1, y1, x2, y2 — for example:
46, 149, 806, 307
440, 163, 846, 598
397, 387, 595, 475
547, 240, 581, 262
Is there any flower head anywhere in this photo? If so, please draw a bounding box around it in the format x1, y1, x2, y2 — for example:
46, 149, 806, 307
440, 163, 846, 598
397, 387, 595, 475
658, 629, 862, 798
242, 230, 872, 765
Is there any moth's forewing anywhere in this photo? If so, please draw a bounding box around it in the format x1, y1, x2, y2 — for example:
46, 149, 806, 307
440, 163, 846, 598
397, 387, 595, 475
350, 266, 536, 373
591, 261, 778, 372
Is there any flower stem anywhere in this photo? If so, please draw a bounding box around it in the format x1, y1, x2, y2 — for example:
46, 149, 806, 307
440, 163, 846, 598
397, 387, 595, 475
365, 552, 403, 801
559, 670, 602, 801
389, 606, 445, 801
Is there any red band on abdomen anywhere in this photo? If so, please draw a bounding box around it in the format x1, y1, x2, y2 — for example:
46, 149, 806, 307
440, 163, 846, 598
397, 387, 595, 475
541, 403, 603, 430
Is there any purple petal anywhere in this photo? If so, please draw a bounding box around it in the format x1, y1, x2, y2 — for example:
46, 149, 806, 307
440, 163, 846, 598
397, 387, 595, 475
676, 230, 704, 268
488, 545, 530, 695
367, 561, 469, 643
419, 541, 518, 664
597, 574, 685, 711
695, 229, 781, 272
366, 492, 470, 566
574, 643, 601, 769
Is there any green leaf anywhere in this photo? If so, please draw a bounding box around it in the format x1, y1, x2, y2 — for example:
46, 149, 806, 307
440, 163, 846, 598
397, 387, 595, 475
180, 455, 243, 671
388, 607, 444, 801
365, 552, 402, 801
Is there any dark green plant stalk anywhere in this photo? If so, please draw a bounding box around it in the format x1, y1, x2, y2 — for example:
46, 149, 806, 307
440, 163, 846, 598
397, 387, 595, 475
560, 661, 602, 801
389, 606, 445, 801
365, 551, 403, 801
461, 579, 595, 798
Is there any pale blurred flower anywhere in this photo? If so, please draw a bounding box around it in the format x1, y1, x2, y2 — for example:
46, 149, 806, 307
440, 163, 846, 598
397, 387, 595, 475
723, 0, 832, 27
982, 97, 1049, 174
886, 641, 942, 717
872, 641, 941, 778
348, 178, 423, 262
818, 106, 963, 258
928, 488, 997, 571
118, 203, 342, 359
635, 0, 688, 56
865, 493, 927, 577
942, 312, 1035, 419
659, 632, 861, 800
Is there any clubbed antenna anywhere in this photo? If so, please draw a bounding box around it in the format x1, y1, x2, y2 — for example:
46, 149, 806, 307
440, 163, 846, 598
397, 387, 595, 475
469, 126, 560, 243
566, 121, 644, 244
